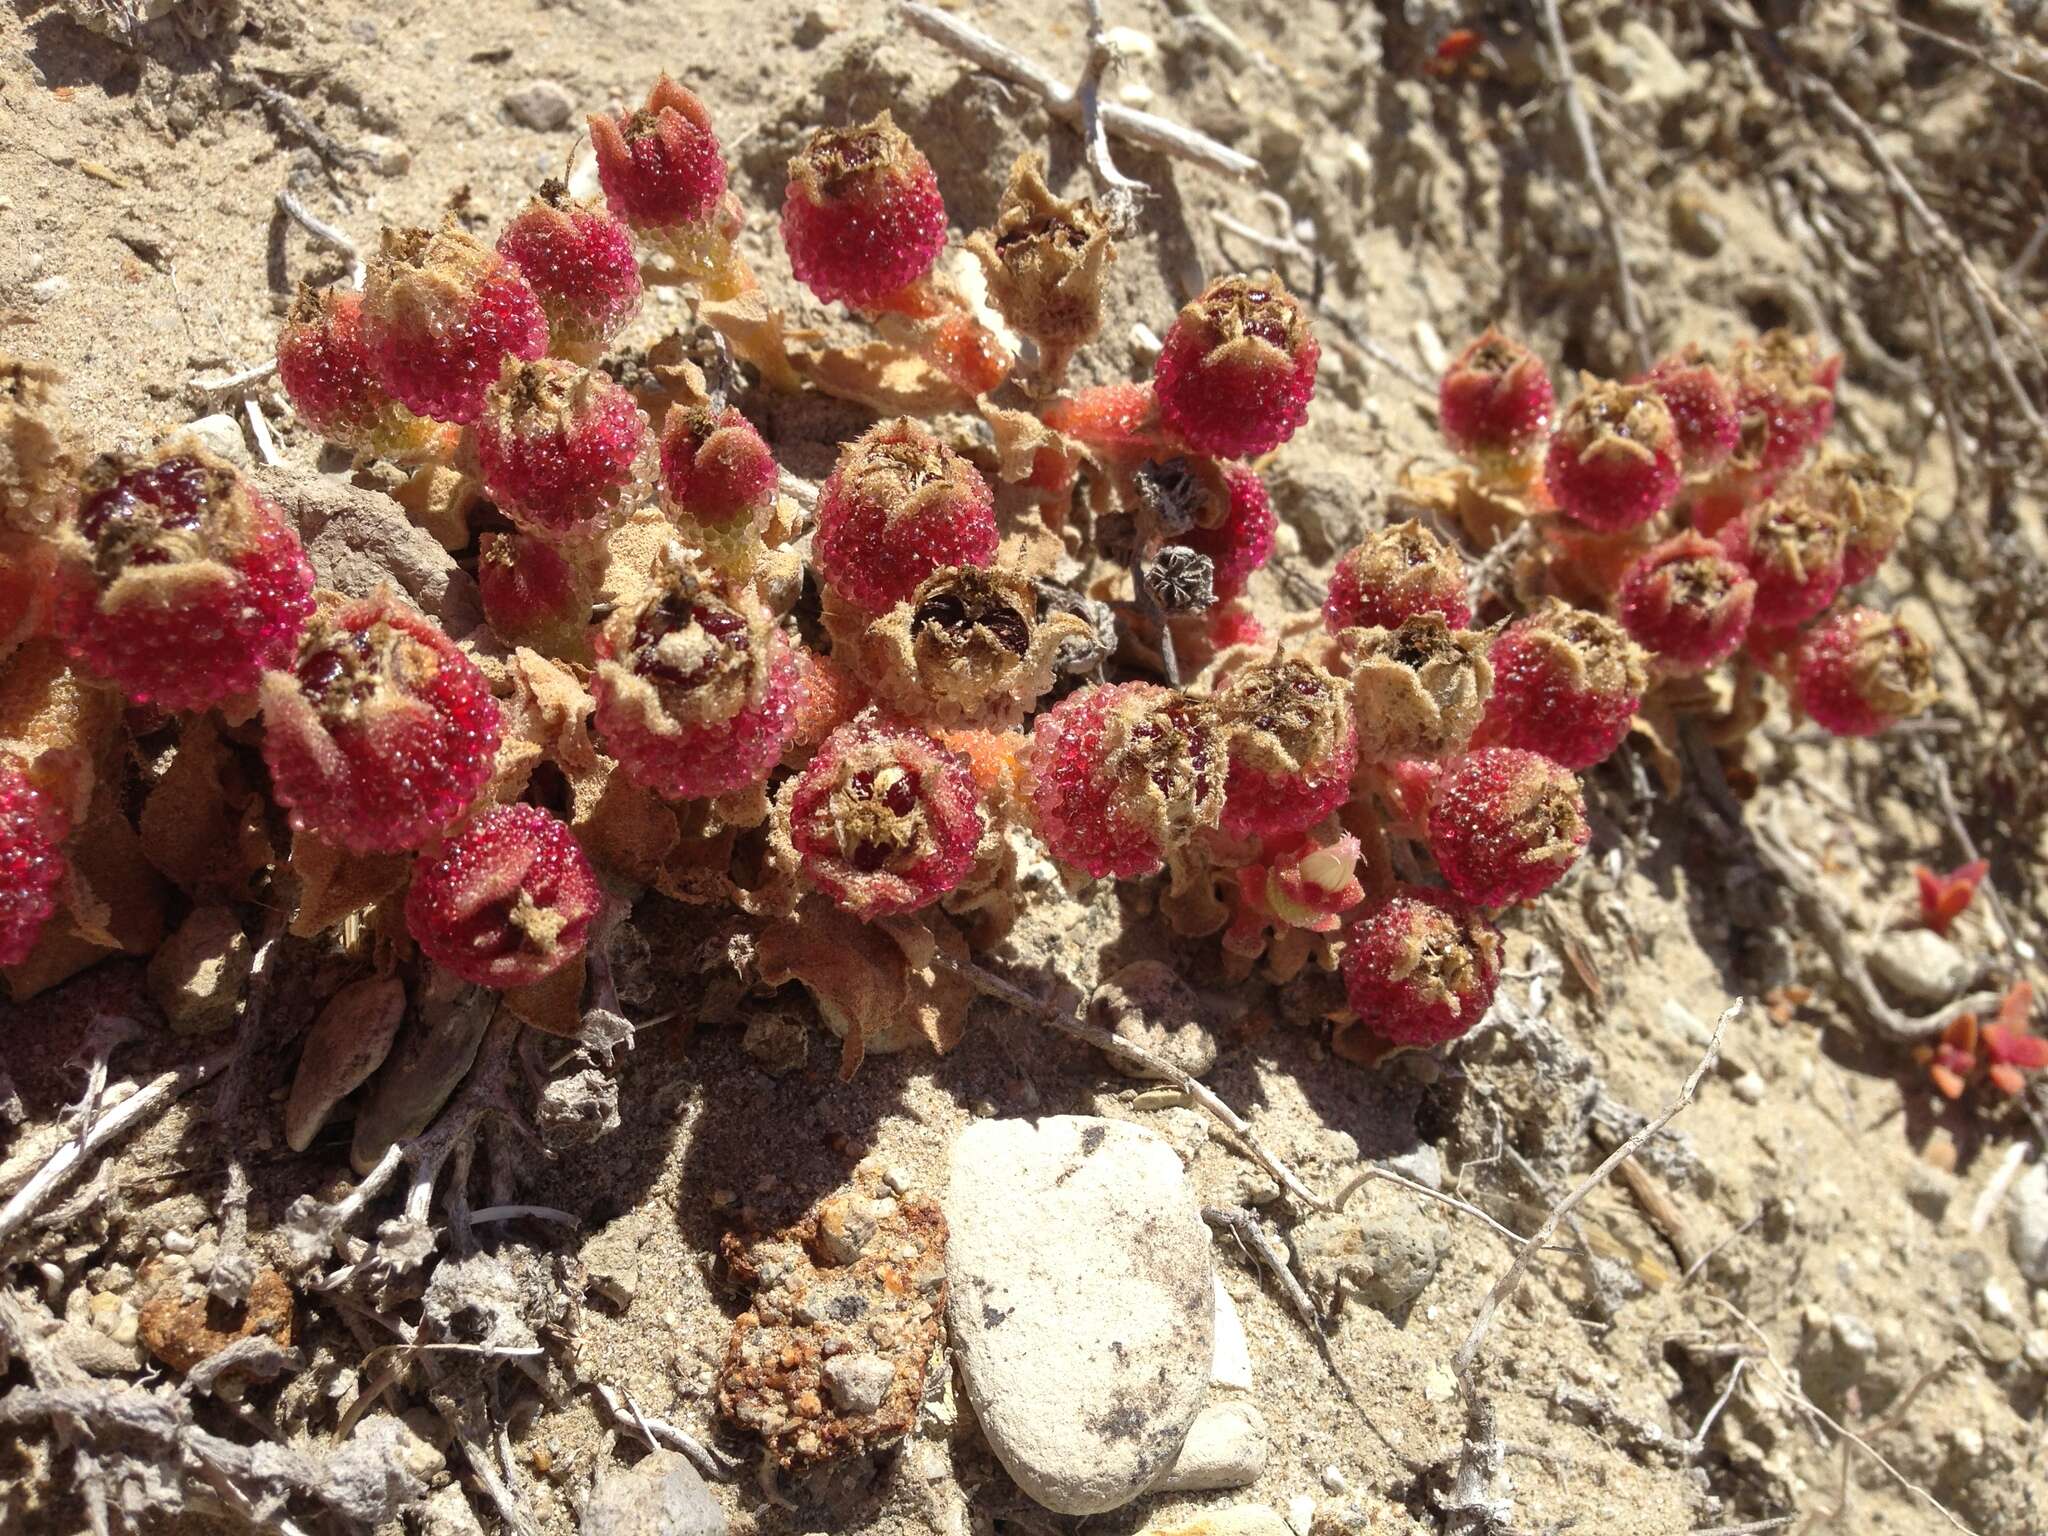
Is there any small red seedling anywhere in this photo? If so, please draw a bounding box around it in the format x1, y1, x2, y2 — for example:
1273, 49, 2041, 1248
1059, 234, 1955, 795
1168, 462, 1276, 602
1924, 984, 2048, 1101
1914, 858, 1989, 937
591, 570, 802, 800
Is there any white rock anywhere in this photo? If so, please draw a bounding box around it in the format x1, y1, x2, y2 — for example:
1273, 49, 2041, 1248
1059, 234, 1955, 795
358, 133, 412, 177
184, 413, 249, 465
2011, 1163, 2048, 1285
945, 1116, 1214, 1515
504, 80, 575, 132
580, 1449, 726, 1536
30, 276, 68, 304
1148, 1402, 1269, 1493
1209, 1275, 1253, 1391
1867, 928, 1970, 1007
1286, 1493, 1316, 1536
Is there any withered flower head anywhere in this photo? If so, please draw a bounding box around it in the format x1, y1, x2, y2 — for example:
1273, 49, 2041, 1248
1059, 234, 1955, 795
1341, 614, 1493, 761
966, 153, 1115, 381
859, 565, 1092, 729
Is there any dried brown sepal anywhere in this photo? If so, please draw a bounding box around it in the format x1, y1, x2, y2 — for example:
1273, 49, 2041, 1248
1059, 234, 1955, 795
0, 355, 78, 538
845, 566, 1090, 729
284, 831, 410, 939
1211, 654, 1352, 779
595, 559, 776, 736
756, 900, 972, 1078
138, 717, 267, 897
1339, 616, 1493, 761
502, 951, 589, 1038
966, 153, 1114, 383
391, 464, 485, 553
59, 446, 259, 621
0, 637, 121, 829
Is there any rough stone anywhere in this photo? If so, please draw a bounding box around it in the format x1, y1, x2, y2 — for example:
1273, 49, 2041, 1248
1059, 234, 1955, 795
259, 467, 483, 636
183, 412, 248, 465
1148, 1402, 1269, 1492
1867, 928, 1971, 1008
580, 1449, 727, 1536
1210, 1275, 1253, 1391
821, 1353, 895, 1415
137, 1266, 295, 1374
1291, 1209, 1447, 1323
945, 1116, 1214, 1515
504, 80, 576, 132
717, 1177, 945, 1465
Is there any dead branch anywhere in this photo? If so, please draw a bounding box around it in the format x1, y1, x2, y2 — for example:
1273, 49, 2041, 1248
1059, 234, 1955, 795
0, 1034, 237, 1256
277, 183, 366, 290
1701, 1295, 1979, 1535
1533, 0, 1651, 372
1454, 1001, 1735, 1382
898, 0, 1260, 183
1202, 1205, 1413, 1467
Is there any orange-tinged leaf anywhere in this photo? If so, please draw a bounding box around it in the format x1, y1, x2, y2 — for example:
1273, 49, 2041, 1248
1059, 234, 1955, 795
1994, 980, 2034, 1034
1988, 1064, 2026, 1097
1915, 858, 1989, 935
1929, 1062, 1969, 1100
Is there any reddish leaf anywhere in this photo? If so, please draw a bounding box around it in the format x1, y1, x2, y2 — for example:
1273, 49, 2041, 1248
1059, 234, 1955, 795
1915, 858, 1989, 936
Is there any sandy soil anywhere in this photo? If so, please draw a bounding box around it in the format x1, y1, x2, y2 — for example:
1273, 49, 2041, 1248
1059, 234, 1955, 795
2, 2, 2046, 1535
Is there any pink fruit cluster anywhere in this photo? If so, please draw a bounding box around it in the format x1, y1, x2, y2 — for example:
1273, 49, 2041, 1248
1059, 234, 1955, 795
0, 69, 1942, 1101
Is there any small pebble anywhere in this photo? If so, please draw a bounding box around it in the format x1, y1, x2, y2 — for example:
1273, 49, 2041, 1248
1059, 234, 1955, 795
1320, 1466, 1348, 1494
502, 80, 575, 132
1286, 1493, 1316, 1536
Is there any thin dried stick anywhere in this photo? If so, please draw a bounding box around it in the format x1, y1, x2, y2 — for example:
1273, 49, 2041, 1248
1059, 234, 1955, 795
0, 1038, 236, 1254
1202, 1205, 1411, 1464
1454, 1001, 1736, 1381
277, 185, 365, 290
898, 0, 1259, 182
1797, 78, 2046, 438
1751, 811, 2004, 1042
1533, 0, 1650, 371
1079, 0, 1145, 228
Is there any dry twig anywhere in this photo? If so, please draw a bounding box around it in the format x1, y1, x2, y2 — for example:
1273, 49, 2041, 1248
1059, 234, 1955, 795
1454, 1001, 1736, 1382
898, 0, 1259, 182
1533, 0, 1651, 371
